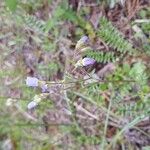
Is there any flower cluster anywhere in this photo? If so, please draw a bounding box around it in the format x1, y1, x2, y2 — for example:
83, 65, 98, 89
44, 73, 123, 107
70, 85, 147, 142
26, 77, 48, 90
26, 77, 48, 109
75, 36, 96, 67
26, 35, 96, 109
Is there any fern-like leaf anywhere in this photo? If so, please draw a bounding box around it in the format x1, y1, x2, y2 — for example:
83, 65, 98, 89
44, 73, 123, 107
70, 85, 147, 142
23, 15, 47, 34
98, 17, 134, 54
85, 51, 116, 63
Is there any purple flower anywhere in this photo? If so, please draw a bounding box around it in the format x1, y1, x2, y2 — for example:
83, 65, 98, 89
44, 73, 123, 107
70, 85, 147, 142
27, 101, 38, 109
76, 36, 89, 50
41, 84, 48, 93
26, 77, 38, 87
79, 36, 89, 43
82, 57, 96, 66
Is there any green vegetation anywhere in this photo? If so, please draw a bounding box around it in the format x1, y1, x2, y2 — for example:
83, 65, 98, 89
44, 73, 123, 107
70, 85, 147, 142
0, 0, 150, 150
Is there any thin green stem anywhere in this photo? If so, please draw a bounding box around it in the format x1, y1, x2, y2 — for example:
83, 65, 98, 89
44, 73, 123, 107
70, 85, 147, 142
101, 95, 113, 150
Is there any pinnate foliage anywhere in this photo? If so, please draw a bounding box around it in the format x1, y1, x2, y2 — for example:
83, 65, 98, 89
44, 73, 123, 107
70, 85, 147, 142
98, 17, 135, 54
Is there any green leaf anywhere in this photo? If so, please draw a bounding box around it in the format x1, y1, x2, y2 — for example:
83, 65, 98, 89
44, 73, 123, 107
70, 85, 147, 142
5, 0, 17, 12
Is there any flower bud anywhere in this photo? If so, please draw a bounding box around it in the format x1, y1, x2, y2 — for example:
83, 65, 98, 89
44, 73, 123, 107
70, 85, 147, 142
82, 57, 95, 66
41, 84, 48, 93
27, 101, 37, 109
78, 36, 89, 43
75, 36, 89, 50
26, 77, 38, 87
